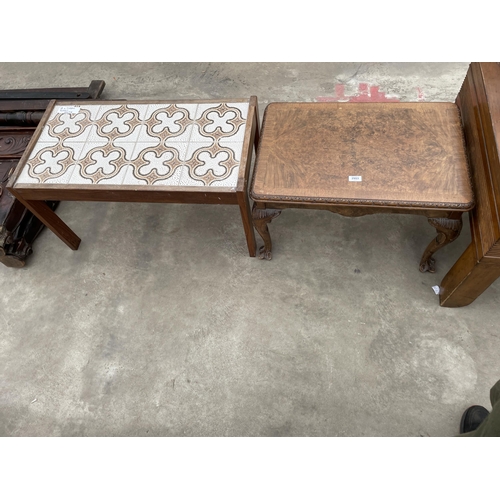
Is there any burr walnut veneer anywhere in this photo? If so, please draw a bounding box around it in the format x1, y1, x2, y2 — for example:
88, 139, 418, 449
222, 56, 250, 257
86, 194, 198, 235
251, 101, 475, 273
7, 97, 259, 257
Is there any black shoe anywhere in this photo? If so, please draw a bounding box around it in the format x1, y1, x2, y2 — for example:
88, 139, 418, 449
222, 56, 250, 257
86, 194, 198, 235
460, 405, 490, 434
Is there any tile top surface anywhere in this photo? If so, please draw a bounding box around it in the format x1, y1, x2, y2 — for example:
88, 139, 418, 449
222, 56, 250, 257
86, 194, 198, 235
16, 101, 250, 188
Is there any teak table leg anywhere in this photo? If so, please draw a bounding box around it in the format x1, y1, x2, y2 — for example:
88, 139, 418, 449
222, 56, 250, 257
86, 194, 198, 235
419, 215, 463, 273
252, 204, 282, 260
439, 242, 500, 307
8, 190, 80, 250
237, 190, 257, 257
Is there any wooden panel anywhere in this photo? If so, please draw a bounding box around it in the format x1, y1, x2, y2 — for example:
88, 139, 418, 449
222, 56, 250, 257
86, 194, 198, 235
0, 100, 53, 112
0, 80, 105, 100
0, 160, 18, 224
12, 186, 237, 204
485, 241, 500, 258
440, 242, 500, 307
0, 128, 35, 158
252, 102, 473, 209
457, 63, 500, 259
440, 63, 500, 306
472, 63, 500, 225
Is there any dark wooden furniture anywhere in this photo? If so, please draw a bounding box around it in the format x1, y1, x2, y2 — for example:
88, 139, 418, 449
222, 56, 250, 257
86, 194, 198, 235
439, 63, 500, 307
0, 81, 105, 267
7, 97, 260, 257
250, 102, 475, 272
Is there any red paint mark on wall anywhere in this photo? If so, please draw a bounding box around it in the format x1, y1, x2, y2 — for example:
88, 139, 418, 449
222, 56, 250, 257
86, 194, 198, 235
317, 83, 400, 102
417, 87, 425, 101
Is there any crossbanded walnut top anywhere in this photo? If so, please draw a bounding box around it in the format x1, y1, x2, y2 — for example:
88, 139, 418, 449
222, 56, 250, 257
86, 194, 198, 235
251, 102, 474, 209
16, 100, 250, 189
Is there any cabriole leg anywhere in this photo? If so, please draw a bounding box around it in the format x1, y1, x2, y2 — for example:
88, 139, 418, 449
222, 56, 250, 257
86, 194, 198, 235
252, 204, 282, 260
419, 215, 463, 273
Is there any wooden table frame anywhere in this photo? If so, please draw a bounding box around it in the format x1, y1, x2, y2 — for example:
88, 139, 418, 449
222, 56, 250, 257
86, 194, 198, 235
250, 102, 475, 273
7, 97, 260, 257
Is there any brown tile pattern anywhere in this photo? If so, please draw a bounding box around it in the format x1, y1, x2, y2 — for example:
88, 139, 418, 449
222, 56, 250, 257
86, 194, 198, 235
18, 101, 250, 188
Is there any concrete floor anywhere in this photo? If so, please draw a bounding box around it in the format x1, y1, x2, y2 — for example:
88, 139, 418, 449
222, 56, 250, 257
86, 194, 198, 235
1, 62, 499, 437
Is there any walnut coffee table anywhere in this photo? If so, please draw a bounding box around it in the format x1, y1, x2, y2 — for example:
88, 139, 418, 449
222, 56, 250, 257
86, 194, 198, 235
250, 102, 474, 272
7, 97, 259, 256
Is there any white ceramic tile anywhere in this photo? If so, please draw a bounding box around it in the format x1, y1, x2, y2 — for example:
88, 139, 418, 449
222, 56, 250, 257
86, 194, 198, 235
78, 104, 102, 120
27, 141, 57, 160
169, 123, 195, 142
135, 124, 154, 143
137, 150, 176, 176
185, 141, 215, 161
101, 110, 137, 134
194, 103, 219, 119
68, 168, 94, 185
52, 112, 88, 135
188, 125, 215, 144
94, 105, 122, 120
132, 141, 165, 161
113, 124, 142, 145
79, 141, 109, 159
144, 103, 198, 120
17, 171, 40, 184
97, 167, 128, 185
153, 166, 183, 186
122, 103, 149, 120
58, 142, 84, 162
175, 104, 198, 120
211, 165, 239, 187
178, 165, 205, 186
32, 150, 69, 175
193, 102, 248, 120
218, 141, 244, 162
63, 124, 92, 144
42, 165, 78, 184
121, 165, 148, 186
227, 102, 249, 119
204, 109, 238, 133
50, 104, 101, 121
38, 126, 62, 144
151, 110, 185, 134
86, 124, 110, 143
162, 142, 189, 161
112, 142, 137, 161
218, 125, 246, 147
83, 150, 121, 175
193, 150, 230, 177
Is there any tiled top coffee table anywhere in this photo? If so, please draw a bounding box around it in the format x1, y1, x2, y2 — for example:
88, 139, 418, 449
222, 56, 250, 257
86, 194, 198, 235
250, 102, 475, 272
8, 97, 260, 256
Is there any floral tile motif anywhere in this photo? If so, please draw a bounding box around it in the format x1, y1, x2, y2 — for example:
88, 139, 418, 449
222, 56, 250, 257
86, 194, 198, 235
17, 101, 250, 188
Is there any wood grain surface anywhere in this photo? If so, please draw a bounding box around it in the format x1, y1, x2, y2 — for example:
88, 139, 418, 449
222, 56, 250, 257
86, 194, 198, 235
251, 102, 473, 209
440, 62, 500, 306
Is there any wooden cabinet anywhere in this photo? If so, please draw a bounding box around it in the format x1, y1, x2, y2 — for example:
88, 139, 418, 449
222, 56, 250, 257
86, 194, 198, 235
440, 63, 500, 306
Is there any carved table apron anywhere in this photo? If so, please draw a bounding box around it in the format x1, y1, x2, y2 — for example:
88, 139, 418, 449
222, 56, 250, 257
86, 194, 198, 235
250, 102, 475, 273
7, 98, 260, 257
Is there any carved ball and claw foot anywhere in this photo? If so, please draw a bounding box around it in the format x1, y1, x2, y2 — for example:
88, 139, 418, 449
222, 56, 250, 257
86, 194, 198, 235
419, 216, 463, 273
252, 205, 282, 260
